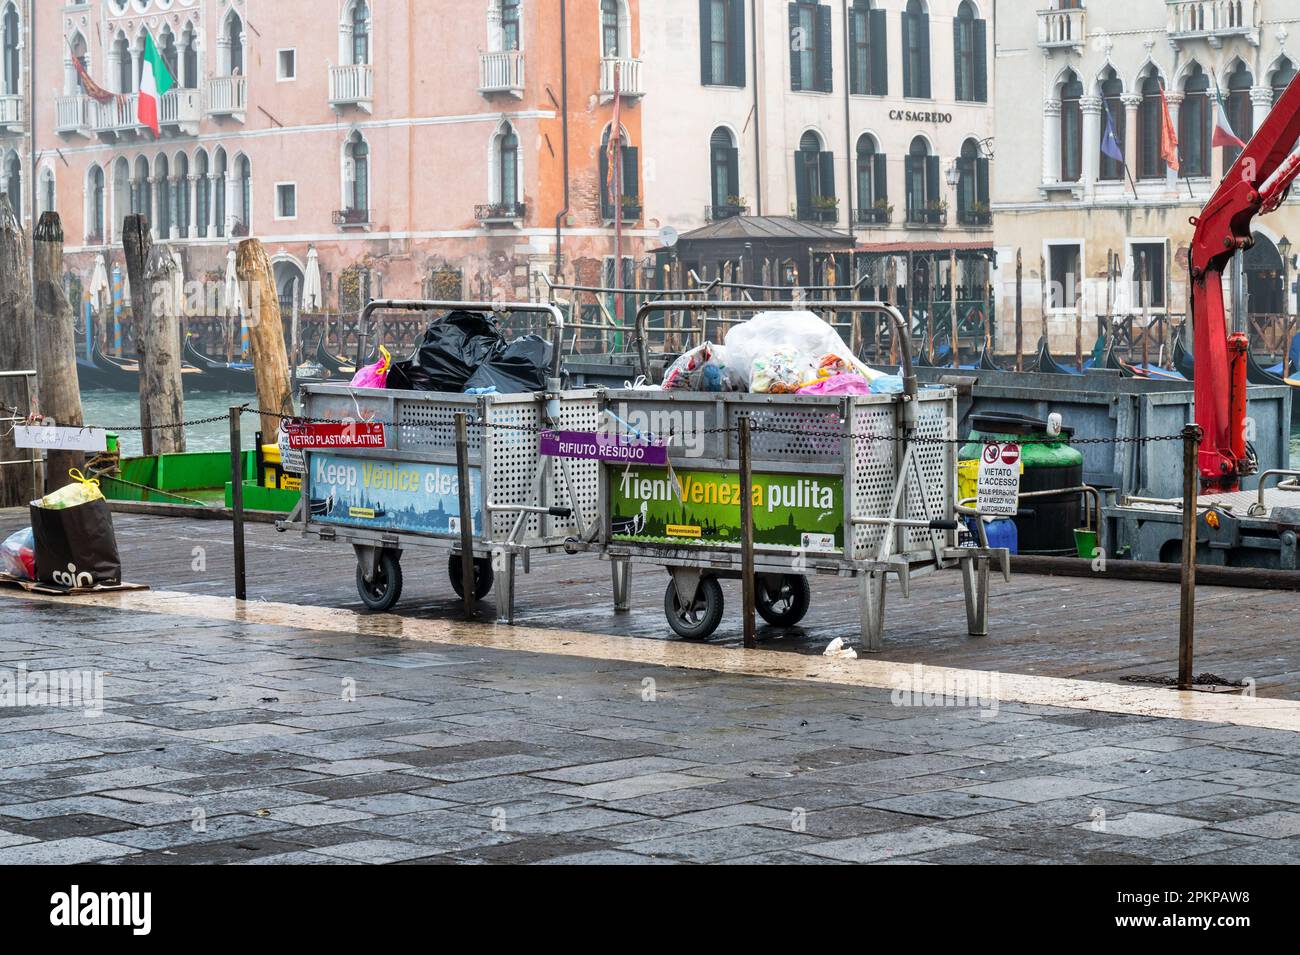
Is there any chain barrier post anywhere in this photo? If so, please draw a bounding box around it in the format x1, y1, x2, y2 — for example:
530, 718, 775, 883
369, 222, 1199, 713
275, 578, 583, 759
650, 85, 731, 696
1179, 423, 1201, 689
230, 405, 247, 601
739, 414, 757, 649
455, 412, 477, 619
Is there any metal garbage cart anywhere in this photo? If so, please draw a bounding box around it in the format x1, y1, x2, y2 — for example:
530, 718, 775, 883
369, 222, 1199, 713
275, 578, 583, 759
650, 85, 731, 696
585, 299, 1010, 650
279, 300, 601, 622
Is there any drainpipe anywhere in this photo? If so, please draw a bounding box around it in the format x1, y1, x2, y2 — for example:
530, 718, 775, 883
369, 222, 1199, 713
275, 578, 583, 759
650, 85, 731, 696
750, 0, 761, 215
553, 0, 569, 278
842, 0, 853, 232
26, 0, 34, 282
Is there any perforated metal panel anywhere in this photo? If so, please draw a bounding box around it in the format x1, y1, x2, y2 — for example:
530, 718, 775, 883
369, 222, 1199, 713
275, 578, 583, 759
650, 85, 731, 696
902, 396, 957, 552
396, 401, 484, 454
727, 404, 843, 462
548, 396, 602, 537
850, 405, 898, 557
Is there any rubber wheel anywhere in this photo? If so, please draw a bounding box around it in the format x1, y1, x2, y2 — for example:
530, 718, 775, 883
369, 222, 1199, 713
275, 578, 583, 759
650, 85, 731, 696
448, 554, 494, 601
755, 575, 811, 627
356, 551, 403, 612
663, 577, 724, 640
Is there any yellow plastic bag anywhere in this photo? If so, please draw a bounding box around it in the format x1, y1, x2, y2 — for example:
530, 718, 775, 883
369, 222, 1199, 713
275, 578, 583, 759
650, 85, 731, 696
36, 469, 105, 510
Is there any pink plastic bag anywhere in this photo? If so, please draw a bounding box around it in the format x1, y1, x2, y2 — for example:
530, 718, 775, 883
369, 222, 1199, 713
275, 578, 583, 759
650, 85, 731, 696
797, 373, 873, 396
350, 346, 392, 389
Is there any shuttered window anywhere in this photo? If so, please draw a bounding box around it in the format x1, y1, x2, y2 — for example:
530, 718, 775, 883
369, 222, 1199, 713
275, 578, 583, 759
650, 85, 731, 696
699, 0, 746, 87
789, 3, 832, 93
902, 0, 930, 99
1180, 65, 1211, 178
953, 2, 986, 103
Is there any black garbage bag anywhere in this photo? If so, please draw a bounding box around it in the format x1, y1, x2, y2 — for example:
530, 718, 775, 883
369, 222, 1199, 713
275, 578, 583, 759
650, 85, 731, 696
29, 498, 121, 588
464, 335, 554, 393
389, 310, 504, 392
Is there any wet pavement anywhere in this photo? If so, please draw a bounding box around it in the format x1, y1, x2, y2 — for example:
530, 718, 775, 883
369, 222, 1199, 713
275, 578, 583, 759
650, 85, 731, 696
2, 593, 1299, 864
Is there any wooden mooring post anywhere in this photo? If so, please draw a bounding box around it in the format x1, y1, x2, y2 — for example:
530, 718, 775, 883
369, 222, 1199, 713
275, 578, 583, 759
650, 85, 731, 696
139, 243, 187, 454
122, 215, 156, 453
0, 195, 38, 505
32, 213, 88, 489
235, 238, 295, 440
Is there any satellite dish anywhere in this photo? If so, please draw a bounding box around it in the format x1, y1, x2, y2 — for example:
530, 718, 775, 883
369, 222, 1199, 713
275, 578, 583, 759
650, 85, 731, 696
659, 226, 679, 248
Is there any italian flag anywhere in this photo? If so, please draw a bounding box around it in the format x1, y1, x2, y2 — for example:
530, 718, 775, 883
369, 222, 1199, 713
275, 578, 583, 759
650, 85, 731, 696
138, 31, 175, 136
1213, 90, 1247, 150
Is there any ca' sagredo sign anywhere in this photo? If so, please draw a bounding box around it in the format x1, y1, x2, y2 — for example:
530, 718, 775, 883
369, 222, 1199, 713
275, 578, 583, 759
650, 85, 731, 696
888, 109, 954, 124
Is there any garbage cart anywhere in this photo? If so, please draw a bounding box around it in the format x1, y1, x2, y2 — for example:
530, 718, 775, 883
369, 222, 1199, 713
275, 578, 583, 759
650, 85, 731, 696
585, 299, 1010, 650
280, 300, 600, 622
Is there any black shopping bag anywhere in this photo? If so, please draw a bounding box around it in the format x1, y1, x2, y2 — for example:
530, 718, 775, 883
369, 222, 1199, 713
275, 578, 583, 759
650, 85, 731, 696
29, 498, 122, 588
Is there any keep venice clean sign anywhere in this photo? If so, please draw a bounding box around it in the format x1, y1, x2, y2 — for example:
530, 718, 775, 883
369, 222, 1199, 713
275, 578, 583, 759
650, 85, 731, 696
610, 467, 845, 553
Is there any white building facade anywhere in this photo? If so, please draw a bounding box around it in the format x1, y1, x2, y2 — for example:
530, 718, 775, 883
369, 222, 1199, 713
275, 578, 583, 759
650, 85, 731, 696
641, 0, 996, 245
993, 0, 1300, 356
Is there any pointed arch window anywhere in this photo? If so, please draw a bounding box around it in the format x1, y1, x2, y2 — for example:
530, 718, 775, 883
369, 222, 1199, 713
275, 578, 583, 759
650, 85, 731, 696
1138, 73, 1167, 180
709, 127, 740, 217
2, 3, 19, 96
344, 134, 369, 219
498, 126, 519, 210
88, 165, 105, 241
1273, 58, 1296, 103
1099, 69, 1126, 182
500, 0, 520, 51
1224, 62, 1253, 168
351, 2, 371, 65
1059, 70, 1083, 182
1, 151, 19, 214
1180, 64, 1211, 178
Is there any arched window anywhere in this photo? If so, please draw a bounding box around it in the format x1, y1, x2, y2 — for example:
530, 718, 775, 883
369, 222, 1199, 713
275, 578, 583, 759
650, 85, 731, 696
602, 0, 621, 57
599, 124, 640, 219
194, 149, 209, 238
2, 3, 19, 96
1098, 68, 1125, 182
87, 165, 105, 242
953, 1, 986, 103
497, 124, 519, 210
112, 158, 130, 241
0, 151, 17, 214
902, 0, 930, 99
351, 2, 371, 65
133, 156, 151, 219
66, 32, 89, 96
174, 153, 189, 239
226, 12, 245, 75
181, 22, 199, 89
213, 149, 227, 236
344, 133, 369, 217
795, 131, 834, 222
235, 155, 251, 234
156, 155, 171, 237
114, 33, 132, 92
956, 138, 989, 226
1180, 64, 1210, 178
856, 134, 887, 224
1059, 70, 1083, 182
1138, 71, 1167, 180
904, 135, 939, 223
1273, 58, 1296, 103
709, 127, 740, 217
1225, 61, 1254, 168
158, 26, 178, 83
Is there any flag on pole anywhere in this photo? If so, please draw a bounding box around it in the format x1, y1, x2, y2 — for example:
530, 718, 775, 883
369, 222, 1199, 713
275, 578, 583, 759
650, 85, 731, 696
1101, 102, 1124, 163
1212, 85, 1247, 150
1159, 84, 1180, 174
138, 31, 176, 136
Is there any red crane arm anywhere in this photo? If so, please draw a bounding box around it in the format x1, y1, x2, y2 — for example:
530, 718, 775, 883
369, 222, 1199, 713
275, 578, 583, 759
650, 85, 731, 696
1190, 75, 1300, 492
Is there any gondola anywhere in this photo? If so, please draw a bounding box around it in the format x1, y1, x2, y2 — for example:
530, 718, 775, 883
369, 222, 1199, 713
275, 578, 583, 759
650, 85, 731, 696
183, 335, 258, 391
1035, 337, 1084, 376
1246, 345, 1285, 385
87, 338, 142, 390
977, 342, 1001, 371
315, 335, 359, 379
1172, 329, 1195, 380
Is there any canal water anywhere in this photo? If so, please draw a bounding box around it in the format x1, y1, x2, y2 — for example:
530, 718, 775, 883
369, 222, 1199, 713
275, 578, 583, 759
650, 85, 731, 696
81, 386, 1300, 467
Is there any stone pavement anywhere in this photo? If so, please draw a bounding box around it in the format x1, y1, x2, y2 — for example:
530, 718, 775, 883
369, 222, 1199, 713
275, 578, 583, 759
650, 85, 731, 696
1, 596, 1299, 864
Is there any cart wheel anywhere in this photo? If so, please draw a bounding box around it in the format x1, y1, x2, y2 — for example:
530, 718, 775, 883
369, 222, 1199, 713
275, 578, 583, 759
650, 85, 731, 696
356, 551, 403, 612
663, 577, 724, 640
448, 554, 495, 601
755, 575, 811, 627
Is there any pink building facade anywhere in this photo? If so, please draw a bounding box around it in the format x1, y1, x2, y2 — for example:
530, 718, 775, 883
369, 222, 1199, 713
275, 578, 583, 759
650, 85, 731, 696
31, 0, 649, 321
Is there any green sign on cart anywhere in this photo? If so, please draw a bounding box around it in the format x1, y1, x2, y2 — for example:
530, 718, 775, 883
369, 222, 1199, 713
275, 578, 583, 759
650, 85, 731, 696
610, 467, 844, 553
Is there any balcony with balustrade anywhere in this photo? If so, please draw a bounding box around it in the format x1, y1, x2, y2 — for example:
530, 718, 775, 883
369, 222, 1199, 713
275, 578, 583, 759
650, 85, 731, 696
205, 75, 247, 121
93, 93, 139, 140
329, 63, 374, 113
1166, 0, 1258, 46
1037, 6, 1086, 53
0, 94, 22, 135
55, 94, 93, 137
479, 50, 525, 98
599, 57, 643, 103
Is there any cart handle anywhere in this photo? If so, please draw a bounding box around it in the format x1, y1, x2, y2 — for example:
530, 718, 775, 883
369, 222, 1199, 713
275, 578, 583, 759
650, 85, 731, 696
354, 299, 566, 379
633, 298, 916, 405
